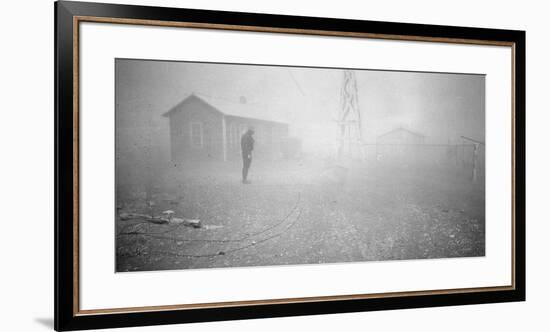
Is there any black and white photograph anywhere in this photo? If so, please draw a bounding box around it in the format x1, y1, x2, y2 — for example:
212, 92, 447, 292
115, 59, 485, 272
1, 0, 538, 330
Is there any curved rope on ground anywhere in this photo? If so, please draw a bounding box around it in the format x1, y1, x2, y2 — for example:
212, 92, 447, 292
117, 192, 301, 243
140, 207, 302, 258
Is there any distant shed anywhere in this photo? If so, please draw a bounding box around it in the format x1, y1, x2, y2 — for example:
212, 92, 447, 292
376, 127, 426, 164
377, 127, 426, 145
162, 94, 289, 163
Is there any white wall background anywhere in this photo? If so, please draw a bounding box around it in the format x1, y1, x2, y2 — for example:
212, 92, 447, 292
0, 0, 546, 331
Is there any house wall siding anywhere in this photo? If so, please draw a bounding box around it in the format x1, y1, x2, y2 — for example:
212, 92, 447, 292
166, 96, 289, 163
169, 98, 224, 162
224, 117, 289, 161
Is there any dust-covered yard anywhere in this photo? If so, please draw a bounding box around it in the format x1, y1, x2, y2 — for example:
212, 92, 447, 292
116, 159, 484, 272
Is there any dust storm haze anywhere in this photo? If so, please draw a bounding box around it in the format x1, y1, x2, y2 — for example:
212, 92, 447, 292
115, 59, 485, 272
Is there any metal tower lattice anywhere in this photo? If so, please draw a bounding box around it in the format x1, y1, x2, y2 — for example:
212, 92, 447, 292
337, 70, 363, 160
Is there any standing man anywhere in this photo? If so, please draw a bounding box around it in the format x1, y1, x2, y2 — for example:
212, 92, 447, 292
241, 128, 255, 184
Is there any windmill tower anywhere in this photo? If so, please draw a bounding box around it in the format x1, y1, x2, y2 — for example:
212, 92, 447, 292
337, 70, 363, 160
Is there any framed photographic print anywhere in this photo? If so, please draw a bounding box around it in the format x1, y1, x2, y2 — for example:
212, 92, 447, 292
54, 0, 525, 330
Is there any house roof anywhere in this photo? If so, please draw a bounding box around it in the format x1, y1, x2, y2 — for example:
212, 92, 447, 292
162, 93, 286, 125
377, 127, 426, 139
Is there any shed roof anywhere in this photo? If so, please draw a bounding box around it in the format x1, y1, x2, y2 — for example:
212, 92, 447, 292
377, 127, 426, 139
163, 93, 286, 125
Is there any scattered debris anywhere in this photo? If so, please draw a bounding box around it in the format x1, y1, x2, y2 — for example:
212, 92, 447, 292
162, 210, 175, 221
170, 217, 201, 228
203, 224, 223, 230
119, 212, 201, 228
119, 212, 152, 221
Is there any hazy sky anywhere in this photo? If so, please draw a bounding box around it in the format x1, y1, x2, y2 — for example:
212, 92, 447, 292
116, 59, 485, 147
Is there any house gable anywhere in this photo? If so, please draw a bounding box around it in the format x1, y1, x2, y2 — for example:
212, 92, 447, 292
162, 94, 224, 119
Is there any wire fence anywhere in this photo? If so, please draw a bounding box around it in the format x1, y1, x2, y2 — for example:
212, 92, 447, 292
361, 143, 485, 182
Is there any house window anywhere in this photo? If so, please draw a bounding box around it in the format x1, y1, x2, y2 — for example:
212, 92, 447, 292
178, 125, 185, 137
229, 123, 239, 147
190, 122, 203, 148
233, 124, 239, 146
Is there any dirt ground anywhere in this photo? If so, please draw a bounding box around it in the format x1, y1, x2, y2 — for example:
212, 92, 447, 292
116, 159, 485, 272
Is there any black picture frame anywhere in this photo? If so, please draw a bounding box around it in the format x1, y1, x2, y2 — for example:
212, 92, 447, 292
55, 1, 525, 330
